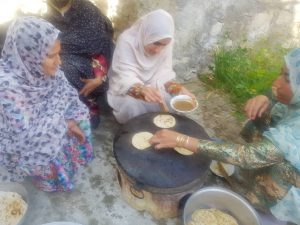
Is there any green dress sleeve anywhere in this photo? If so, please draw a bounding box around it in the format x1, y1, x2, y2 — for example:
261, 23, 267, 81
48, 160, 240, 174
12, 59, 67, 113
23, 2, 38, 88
197, 138, 285, 169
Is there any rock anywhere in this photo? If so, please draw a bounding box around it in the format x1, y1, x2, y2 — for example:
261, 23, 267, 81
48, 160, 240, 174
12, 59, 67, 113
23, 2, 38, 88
93, 0, 300, 80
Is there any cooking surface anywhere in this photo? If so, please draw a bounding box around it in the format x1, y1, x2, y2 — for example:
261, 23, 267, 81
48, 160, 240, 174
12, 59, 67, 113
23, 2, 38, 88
113, 112, 211, 191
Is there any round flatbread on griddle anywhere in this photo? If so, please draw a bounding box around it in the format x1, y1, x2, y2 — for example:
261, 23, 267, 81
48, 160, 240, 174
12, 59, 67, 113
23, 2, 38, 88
153, 115, 176, 128
132, 132, 153, 150
174, 147, 194, 155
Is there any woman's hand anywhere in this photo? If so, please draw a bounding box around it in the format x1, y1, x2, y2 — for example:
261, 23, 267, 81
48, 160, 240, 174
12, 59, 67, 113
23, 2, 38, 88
79, 77, 103, 97
140, 86, 163, 103
150, 129, 181, 149
179, 86, 196, 99
66, 120, 86, 144
244, 95, 269, 120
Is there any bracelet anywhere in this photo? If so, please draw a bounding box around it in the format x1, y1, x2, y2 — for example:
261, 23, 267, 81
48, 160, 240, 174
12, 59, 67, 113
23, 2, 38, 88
179, 135, 185, 147
92, 59, 107, 73
185, 136, 190, 147
165, 81, 183, 95
136, 84, 146, 100
128, 84, 145, 99
176, 135, 181, 146
176, 135, 188, 147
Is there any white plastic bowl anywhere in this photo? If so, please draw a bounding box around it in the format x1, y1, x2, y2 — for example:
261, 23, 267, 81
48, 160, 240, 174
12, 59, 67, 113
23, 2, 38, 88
183, 186, 261, 225
170, 95, 198, 113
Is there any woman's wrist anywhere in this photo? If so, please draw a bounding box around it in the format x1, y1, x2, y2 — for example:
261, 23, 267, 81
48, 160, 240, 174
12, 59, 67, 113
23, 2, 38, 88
164, 81, 182, 95
175, 135, 199, 152
66, 120, 77, 130
176, 134, 188, 147
128, 83, 145, 99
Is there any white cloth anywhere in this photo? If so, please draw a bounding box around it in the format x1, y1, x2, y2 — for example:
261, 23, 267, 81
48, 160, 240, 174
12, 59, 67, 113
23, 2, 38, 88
107, 9, 175, 123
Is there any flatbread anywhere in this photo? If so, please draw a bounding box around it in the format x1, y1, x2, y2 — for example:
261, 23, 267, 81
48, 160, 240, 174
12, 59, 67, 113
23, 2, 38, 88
174, 147, 194, 155
190, 209, 218, 225
0, 191, 27, 225
153, 115, 176, 128
213, 209, 239, 225
188, 208, 238, 225
132, 132, 153, 150
209, 160, 235, 177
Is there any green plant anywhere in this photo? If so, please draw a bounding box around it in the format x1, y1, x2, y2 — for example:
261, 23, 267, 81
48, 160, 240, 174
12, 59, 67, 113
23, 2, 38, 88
202, 39, 289, 111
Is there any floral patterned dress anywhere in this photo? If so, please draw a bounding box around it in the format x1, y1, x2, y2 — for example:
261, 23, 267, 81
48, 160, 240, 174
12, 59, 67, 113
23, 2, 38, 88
0, 17, 93, 192
197, 48, 300, 225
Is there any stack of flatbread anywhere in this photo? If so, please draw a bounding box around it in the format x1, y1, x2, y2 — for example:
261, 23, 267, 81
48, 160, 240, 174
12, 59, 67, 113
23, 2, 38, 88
0, 191, 27, 225
188, 208, 238, 225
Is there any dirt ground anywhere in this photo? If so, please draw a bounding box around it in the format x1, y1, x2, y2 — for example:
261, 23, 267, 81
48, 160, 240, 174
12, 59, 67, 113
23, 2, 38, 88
184, 77, 246, 144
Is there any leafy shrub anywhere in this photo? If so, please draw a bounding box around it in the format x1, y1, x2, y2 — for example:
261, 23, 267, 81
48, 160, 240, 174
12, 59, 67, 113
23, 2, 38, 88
202, 39, 289, 110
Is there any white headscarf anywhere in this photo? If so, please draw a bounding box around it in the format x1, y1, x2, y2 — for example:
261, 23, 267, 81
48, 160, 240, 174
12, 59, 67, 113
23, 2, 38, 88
263, 48, 300, 173
108, 9, 175, 95
262, 48, 300, 224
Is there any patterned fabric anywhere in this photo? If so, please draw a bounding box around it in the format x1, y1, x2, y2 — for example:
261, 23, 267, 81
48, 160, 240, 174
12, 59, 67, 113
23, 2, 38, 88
45, 0, 114, 105
92, 55, 108, 79
197, 138, 300, 223
32, 120, 93, 192
198, 139, 283, 169
0, 17, 93, 191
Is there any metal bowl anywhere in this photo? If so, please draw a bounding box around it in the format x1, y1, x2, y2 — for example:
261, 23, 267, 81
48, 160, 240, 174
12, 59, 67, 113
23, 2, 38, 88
0, 182, 29, 225
183, 186, 261, 225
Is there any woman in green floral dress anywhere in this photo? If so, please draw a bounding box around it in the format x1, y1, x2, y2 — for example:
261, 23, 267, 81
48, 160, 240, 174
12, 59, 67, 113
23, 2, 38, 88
150, 48, 300, 225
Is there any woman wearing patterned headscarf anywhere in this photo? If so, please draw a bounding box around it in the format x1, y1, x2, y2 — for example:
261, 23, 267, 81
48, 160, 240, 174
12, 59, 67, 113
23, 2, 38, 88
0, 17, 93, 192
45, 0, 114, 129
107, 9, 195, 124
150, 49, 300, 224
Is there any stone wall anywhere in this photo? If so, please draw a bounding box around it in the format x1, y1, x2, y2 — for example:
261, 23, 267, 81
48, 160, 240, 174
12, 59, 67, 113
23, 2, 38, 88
95, 0, 300, 80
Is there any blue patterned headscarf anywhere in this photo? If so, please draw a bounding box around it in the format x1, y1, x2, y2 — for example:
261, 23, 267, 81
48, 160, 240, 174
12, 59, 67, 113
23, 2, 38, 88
0, 17, 89, 180
263, 48, 300, 224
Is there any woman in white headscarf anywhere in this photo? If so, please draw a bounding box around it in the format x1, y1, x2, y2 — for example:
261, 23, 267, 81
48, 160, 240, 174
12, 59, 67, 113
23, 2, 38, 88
107, 9, 194, 123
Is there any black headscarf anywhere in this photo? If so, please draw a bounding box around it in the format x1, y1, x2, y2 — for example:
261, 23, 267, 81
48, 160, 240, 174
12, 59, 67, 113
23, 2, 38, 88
45, 0, 114, 90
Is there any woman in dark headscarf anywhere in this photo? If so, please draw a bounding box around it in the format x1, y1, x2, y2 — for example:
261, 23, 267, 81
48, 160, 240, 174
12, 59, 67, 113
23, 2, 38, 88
45, 0, 114, 128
